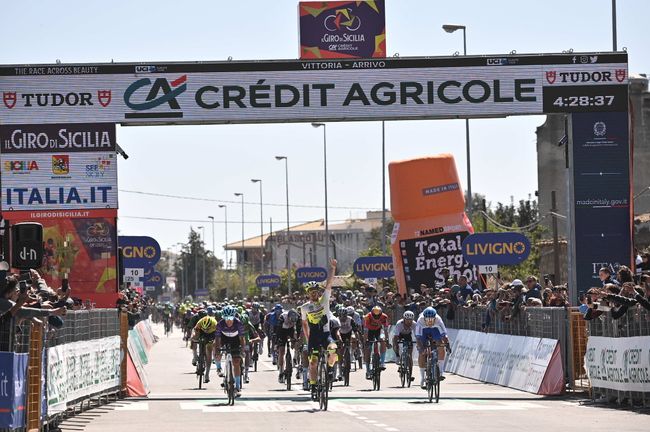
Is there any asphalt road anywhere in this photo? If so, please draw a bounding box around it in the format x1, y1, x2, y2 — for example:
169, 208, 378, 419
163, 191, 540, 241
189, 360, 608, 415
59, 324, 648, 432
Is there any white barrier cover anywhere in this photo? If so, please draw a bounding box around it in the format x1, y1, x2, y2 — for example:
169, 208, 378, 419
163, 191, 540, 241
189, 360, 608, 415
47, 336, 121, 413
445, 330, 557, 393
585, 336, 650, 392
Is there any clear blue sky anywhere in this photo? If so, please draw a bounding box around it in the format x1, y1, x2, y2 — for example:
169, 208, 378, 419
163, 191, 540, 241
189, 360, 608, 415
2, 0, 648, 261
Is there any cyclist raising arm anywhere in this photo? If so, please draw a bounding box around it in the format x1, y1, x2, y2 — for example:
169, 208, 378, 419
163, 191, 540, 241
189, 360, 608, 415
301, 259, 338, 393
415, 307, 450, 389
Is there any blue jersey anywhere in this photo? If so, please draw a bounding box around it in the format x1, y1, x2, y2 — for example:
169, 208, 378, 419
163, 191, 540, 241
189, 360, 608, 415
415, 315, 448, 342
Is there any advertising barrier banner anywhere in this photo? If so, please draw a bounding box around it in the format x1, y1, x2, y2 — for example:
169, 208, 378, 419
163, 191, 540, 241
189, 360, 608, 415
0, 53, 627, 126
390, 155, 475, 294
0, 352, 28, 429
569, 111, 631, 295
1, 151, 118, 211
4, 209, 118, 307
585, 336, 650, 392
47, 336, 121, 414
299, 0, 386, 59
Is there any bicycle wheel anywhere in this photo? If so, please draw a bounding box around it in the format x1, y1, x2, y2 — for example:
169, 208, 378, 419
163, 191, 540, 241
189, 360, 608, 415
197, 344, 205, 389
406, 355, 413, 388
253, 344, 258, 372
372, 353, 381, 391
342, 346, 350, 387
285, 348, 292, 391
228, 362, 235, 405
399, 356, 406, 388
318, 356, 329, 411
426, 360, 434, 403
434, 364, 441, 403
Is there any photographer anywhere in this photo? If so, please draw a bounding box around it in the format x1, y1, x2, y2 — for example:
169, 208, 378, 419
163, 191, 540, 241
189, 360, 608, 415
0, 273, 67, 320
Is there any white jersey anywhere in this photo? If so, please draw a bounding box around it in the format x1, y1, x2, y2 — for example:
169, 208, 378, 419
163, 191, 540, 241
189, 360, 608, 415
393, 319, 416, 339
301, 289, 332, 332
415, 314, 448, 339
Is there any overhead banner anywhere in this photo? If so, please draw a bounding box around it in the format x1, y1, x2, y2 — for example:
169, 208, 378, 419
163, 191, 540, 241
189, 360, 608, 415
585, 336, 650, 392
296, 266, 328, 284
299, 0, 386, 59
1, 151, 118, 211
390, 155, 475, 294
118, 236, 162, 268
353, 256, 394, 278
569, 111, 631, 295
3, 209, 118, 308
256, 273, 281, 288
0, 123, 116, 153
0, 53, 627, 125
462, 232, 531, 265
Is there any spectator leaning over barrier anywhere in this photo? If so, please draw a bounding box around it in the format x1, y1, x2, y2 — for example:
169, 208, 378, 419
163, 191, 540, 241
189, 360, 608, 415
0, 274, 67, 320
525, 276, 543, 300
599, 267, 620, 287
509, 279, 526, 319
616, 265, 634, 284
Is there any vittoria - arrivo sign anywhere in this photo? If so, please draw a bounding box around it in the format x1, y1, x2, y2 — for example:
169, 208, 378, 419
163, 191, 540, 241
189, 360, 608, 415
0, 52, 627, 125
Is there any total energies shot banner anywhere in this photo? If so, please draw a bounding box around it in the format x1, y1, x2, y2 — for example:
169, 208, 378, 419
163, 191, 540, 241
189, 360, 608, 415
569, 111, 631, 294
299, 1, 386, 59
3, 209, 118, 307
389, 155, 475, 295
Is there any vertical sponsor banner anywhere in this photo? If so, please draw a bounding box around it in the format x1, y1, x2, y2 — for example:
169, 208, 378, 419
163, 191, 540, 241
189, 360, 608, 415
569, 111, 631, 297
299, 0, 386, 59
0, 352, 28, 429
4, 209, 118, 307
389, 155, 475, 295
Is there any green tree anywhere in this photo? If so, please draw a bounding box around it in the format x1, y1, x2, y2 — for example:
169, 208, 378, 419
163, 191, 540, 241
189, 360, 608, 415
173, 228, 223, 298
360, 218, 394, 257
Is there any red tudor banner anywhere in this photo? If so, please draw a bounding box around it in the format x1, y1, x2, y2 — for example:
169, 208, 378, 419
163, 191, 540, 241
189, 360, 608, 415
3, 209, 118, 308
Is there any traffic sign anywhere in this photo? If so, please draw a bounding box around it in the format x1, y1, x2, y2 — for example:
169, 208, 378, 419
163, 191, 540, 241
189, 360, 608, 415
478, 265, 499, 274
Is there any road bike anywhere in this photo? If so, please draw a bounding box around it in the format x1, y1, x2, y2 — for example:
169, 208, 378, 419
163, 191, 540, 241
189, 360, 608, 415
251, 339, 259, 372
367, 340, 383, 391
164, 316, 173, 337
310, 347, 330, 411
422, 340, 446, 403
279, 339, 293, 391
340, 338, 352, 386
220, 346, 237, 405
195, 338, 208, 389
398, 340, 414, 388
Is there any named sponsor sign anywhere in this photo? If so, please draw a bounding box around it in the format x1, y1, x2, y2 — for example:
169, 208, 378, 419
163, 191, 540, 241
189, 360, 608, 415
585, 336, 650, 392
299, 0, 386, 59
1, 151, 117, 211
118, 236, 161, 268
353, 256, 394, 278
255, 273, 281, 288
0, 123, 115, 153
296, 266, 328, 284
0, 53, 627, 125
461, 232, 531, 265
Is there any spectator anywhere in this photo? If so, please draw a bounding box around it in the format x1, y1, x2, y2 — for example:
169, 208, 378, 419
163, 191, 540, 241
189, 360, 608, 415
0, 273, 67, 320
525, 276, 543, 300
456, 276, 474, 304
599, 267, 620, 287
616, 265, 634, 284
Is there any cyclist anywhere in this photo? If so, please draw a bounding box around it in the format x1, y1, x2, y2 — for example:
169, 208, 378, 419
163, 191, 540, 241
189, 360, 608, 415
392, 310, 417, 383
239, 307, 261, 384
193, 306, 218, 383
275, 309, 299, 384
215, 305, 246, 398
415, 307, 451, 389
300, 259, 338, 393
248, 302, 266, 355
189, 308, 207, 366
265, 304, 283, 364
363, 305, 390, 379
328, 312, 341, 381
336, 306, 360, 380
347, 306, 364, 369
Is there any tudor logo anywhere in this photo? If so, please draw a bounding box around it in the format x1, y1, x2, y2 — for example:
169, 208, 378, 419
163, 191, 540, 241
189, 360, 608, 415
615, 69, 627, 83
545, 71, 556, 84
98, 90, 112, 107
3, 92, 17, 109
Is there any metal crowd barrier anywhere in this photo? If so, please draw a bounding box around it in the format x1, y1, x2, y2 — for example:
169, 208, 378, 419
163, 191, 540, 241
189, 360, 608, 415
587, 307, 650, 406
446, 306, 574, 388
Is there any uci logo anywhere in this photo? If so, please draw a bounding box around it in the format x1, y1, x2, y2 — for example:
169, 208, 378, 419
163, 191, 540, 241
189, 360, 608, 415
123, 75, 187, 119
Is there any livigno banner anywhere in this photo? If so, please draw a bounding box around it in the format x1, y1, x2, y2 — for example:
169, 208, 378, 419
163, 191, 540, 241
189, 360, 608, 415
0, 53, 628, 125
299, 0, 386, 59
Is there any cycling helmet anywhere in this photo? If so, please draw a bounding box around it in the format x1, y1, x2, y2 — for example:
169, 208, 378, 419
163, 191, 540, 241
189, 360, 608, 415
222, 305, 237, 320
403, 310, 415, 320
346, 306, 355, 316
274, 304, 283, 312
371, 305, 382, 315
197, 309, 208, 318
336, 307, 348, 318
252, 302, 260, 309
200, 317, 215, 331
206, 306, 216, 316
304, 281, 321, 292
423, 307, 437, 318
287, 309, 299, 323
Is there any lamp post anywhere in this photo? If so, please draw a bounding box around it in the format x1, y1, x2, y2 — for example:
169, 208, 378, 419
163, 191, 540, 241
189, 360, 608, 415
174, 242, 186, 299
234, 192, 246, 298
381, 121, 387, 254
218, 205, 229, 295
251, 179, 264, 274
443, 23, 472, 217
198, 226, 205, 291
311, 122, 330, 265
275, 156, 291, 294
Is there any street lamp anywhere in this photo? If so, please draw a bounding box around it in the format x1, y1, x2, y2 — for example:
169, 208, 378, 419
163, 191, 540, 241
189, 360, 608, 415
234, 192, 246, 297
218, 204, 229, 295
251, 179, 264, 274
442, 23, 472, 217
311, 122, 330, 265
198, 226, 205, 291
174, 242, 187, 299
275, 156, 291, 294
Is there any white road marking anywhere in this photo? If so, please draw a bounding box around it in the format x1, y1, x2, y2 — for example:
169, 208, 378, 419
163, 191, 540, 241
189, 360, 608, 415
115, 402, 149, 411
